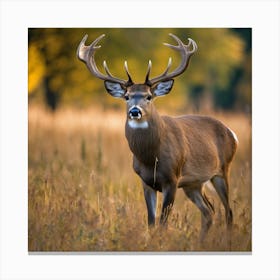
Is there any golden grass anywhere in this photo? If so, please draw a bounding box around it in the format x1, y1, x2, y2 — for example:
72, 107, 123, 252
28, 105, 251, 252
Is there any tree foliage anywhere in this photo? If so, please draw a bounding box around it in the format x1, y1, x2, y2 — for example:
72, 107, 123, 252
28, 28, 251, 112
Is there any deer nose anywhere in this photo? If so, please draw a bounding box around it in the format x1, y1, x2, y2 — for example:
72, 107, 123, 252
129, 106, 142, 120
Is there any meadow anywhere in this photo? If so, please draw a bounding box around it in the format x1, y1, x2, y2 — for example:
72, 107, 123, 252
28, 104, 251, 252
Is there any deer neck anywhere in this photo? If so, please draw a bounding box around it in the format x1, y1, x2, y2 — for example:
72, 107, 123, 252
125, 106, 164, 166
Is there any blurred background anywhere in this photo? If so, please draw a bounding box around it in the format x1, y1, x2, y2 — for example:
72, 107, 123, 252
28, 28, 252, 251
28, 28, 251, 114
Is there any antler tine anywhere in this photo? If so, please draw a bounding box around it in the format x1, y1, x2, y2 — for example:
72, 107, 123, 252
104, 60, 134, 85
77, 34, 103, 62
147, 33, 198, 86
145, 57, 172, 85
187, 38, 198, 53
89, 34, 105, 49
103, 60, 113, 77
76, 34, 89, 61
77, 34, 131, 86
145, 60, 152, 85
163, 33, 184, 50
124, 61, 134, 85
162, 57, 172, 75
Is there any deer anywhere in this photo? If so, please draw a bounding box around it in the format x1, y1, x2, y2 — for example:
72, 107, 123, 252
77, 33, 238, 240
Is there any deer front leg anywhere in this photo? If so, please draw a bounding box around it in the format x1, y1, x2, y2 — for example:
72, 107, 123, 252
160, 183, 177, 226
143, 182, 157, 226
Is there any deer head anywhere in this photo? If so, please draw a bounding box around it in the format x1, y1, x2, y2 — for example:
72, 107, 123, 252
77, 33, 197, 127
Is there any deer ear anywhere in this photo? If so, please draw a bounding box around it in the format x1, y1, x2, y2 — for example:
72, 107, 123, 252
151, 80, 174, 96
104, 81, 126, 98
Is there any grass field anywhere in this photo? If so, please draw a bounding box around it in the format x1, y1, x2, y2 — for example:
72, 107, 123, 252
28, 105, 251, 252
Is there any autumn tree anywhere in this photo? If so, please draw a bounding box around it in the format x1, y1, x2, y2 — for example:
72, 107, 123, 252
28, 28, 251, 113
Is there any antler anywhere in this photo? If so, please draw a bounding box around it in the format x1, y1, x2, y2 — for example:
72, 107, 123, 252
145, 33, 198, 86
77, 34, 133, 86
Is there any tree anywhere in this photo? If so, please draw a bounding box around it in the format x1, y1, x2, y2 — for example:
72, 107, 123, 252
28, 28, 250, 112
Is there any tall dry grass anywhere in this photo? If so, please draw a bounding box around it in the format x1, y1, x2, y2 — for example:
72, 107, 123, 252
28, 105, 251, 252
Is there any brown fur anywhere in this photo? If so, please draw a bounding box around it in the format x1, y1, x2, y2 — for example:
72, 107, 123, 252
125, 99, 237, 237
125, 107, 237, 192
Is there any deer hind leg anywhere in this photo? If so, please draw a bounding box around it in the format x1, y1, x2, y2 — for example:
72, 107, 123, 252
211, 175, 233, 228
183, 186, 214, 241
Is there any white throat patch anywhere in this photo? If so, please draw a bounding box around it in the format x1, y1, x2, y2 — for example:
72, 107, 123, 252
128, 120, 149, 129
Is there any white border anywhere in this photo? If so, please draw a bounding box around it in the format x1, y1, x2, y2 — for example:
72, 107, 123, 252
1, 0, 279, 279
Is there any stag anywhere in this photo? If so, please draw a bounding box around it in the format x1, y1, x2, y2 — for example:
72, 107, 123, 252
77, 33, 238, 239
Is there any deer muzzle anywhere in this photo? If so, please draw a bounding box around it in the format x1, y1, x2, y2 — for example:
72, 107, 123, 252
128, 106, 143, 120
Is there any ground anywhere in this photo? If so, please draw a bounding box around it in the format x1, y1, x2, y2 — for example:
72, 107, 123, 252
28, 105, 251, 252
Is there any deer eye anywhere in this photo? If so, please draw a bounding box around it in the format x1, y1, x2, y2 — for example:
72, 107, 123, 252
124, 95, 129, 101
146, 95, 152, 101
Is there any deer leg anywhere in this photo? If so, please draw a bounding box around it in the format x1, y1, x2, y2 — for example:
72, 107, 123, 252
143, 182, 157, 226
183, 186, 213, 241
160, 184, 177, 226
211, 175, 233, 228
